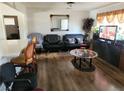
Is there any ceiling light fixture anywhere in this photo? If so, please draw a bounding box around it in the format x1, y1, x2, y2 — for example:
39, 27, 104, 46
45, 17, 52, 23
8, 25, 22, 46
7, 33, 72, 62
67, 2, 75, 9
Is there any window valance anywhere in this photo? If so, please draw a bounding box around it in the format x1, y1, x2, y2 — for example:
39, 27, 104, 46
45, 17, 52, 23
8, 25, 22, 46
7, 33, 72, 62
97, 9, 124, 23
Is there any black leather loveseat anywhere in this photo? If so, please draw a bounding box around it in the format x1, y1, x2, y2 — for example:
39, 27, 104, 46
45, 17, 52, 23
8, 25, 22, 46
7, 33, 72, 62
63, 34, 89, 50
42, 34, 64, 51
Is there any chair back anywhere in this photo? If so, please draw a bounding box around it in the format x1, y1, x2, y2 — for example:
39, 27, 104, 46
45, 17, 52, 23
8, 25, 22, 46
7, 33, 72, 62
24, 43, 35, 65
27, 33, 43, 43
0, 63, 16, 90
32, 36, 37, 44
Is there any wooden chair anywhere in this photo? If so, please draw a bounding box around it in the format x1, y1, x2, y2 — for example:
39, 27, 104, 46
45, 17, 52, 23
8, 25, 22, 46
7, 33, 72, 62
11, 42, 37, 73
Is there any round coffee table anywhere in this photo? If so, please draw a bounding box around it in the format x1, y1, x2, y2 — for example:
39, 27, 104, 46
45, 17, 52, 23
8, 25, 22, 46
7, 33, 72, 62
70, 48, 98, 72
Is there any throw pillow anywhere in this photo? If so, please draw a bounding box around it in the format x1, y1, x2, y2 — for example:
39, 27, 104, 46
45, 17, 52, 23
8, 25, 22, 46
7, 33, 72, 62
67, 38, 75, 44
76, 38, 83, 44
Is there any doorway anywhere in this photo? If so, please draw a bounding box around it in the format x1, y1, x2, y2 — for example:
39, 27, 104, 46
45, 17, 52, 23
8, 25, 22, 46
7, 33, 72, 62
3, 15, 20, 40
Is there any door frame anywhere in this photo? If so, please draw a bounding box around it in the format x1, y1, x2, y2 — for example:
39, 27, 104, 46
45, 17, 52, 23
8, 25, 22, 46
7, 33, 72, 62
3, 15, 20, 40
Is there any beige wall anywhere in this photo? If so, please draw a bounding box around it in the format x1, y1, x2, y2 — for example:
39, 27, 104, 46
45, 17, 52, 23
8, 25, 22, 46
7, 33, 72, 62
0, 3, 28, 58
27, 8, 89, 36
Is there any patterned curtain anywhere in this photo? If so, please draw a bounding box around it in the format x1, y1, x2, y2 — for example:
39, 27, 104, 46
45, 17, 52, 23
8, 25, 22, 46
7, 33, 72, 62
117, 10, 124, 23
106, 12, 115, 23
97, 9, 124, 23
97, 14, 105, 23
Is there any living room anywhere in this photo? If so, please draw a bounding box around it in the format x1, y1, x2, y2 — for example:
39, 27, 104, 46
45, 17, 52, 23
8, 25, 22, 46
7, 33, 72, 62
0, 1, 124, 91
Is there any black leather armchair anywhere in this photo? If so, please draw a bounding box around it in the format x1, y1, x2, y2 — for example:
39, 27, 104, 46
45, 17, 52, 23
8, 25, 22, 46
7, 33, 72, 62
0, 63, 37, 91
43, 34, 64, 51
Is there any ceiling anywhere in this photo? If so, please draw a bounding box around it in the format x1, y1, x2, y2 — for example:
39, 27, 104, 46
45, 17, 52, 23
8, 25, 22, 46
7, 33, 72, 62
22, 2, 117, 11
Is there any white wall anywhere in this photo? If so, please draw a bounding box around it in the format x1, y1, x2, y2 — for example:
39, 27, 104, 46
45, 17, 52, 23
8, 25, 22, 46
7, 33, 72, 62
3, 2, 27, 14
0, 3, 28, 59
27, 8, 89, 36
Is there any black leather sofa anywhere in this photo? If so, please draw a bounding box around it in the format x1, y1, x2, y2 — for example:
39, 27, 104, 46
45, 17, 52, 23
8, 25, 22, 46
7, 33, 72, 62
63, 34, 89, 50
40, 34, 90, 52
42, 34, 64, 51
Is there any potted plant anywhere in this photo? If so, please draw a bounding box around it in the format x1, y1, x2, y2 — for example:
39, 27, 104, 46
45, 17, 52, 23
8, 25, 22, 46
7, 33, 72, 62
92, 26, 99, 40
82, 18, 94, 42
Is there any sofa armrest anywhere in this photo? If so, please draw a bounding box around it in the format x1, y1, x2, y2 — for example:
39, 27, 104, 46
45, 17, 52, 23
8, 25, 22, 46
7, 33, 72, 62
42, 42, 49, 45
4, 78, 31, 83
3, 78, 32, 90
57, 41, 64, 44
63, 39, 69, 44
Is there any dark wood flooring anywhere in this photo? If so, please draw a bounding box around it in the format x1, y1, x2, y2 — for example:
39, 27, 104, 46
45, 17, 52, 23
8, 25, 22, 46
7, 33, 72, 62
36, 52, 124, 91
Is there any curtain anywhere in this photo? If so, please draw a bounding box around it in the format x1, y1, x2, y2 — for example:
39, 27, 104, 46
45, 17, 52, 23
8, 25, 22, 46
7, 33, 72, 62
97, 9, 124, 23
117, 10, 124, 23
97, 14, 105, 23
106, 12, 115, 23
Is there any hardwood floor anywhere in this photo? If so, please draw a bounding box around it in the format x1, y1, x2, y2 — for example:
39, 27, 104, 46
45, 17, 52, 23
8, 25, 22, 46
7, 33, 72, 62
36, 52, 124, 91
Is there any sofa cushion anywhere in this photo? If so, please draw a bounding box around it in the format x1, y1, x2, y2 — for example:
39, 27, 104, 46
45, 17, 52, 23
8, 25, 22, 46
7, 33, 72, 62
76, 38, 83, 44
67, 38, 75, 44
44, 35, 61, 44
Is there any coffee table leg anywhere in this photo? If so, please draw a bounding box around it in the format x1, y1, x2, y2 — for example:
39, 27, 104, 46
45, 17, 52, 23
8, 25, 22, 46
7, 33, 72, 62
83, 58, 85, 62
74, 57, 76, 62
79, 58, 82, 68
73, 57, 76, 65
89, 58, 92, 67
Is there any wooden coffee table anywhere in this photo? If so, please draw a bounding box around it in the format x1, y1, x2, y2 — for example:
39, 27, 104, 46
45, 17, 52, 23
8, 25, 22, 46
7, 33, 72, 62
70, 48, 98, 72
